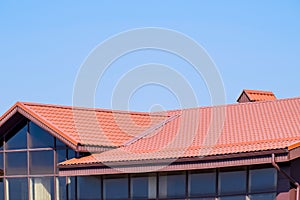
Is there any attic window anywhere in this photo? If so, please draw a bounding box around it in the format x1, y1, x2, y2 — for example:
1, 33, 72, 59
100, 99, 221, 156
237, 89, 276, 103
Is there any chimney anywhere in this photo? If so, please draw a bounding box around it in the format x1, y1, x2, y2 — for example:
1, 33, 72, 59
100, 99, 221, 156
237, 89, 276, 103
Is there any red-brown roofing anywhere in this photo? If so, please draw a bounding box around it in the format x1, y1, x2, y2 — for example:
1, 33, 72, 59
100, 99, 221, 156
60, 97, 300, 166
0, 102, 168, 148
237, 89, 277, 102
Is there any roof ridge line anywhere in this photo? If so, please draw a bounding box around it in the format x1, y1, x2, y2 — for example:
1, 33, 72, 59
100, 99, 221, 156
21, 102, 167, 117
123, 114, 181, 147
164, 96, 300, 113
17, 102, 78, 146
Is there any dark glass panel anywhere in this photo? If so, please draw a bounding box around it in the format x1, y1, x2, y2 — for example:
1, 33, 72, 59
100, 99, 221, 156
159, 171, 186, 198
219, 196, 246, 200
249, 193, 276, 200
56, 138, 66, 149
29, 122, 54, 148
131, 173, 156, 199
57, 149, 67, 163
6, 152, 27, 175
249, 168, 277, 193
0, 178, 3, 200
30, 150, 54, 175
67, 149, 76, 159
57, 177, 67, 200
67, 177, 76, 200
0, 153, 3, 176
189, 170, 216, 197
219, 169, 246, 195
31, 177, 54, 200
6, 125, 27, 150
7, 178, 28, 200
0, 138, 3, 150
77, 176, 101, 200
104, 175, 128, 200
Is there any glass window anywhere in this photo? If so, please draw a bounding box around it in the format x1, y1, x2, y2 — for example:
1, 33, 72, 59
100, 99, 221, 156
6, 152, 27, 175
67, 149, 76, 159
0, 178, 3, 200
159, 171, 186, 198
0, 138, 3, 151
131, 173, 156, 199
77, 176, 101, 200
219, 169, 246, 195
30, 150, 54, 175
249, 193, 276, 200
56, 177, 67, 200
56, 138, 66, 149
31, 177, 54, 200
7, 178, 28, 200
57, 149, 67, 163
189, 170, 216, 197
0, 153, 3, 176
219, 195, 246, 200
104, 175, 128, 200
67, 177, 76, 200
6, 125, 27, 150
249, 168, 277, 193
29, 122, 54, 148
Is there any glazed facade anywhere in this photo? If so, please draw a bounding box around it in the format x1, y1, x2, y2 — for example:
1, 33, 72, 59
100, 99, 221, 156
0, 120, 292, 200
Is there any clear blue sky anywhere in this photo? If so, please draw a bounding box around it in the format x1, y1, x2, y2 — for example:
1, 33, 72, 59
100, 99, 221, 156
1, 1, 299, 114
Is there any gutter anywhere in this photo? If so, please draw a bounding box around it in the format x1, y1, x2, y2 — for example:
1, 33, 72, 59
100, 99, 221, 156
272, 154, 300, 200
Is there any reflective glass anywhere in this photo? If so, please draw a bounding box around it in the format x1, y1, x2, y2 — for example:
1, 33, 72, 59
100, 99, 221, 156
29, 122, 54, 148
6, 125, 27, 150
219, 170, 246, 195
104, 175, 128, 199
56, 177, 67, 200
0, 154, 3, 176
56, 138, 66, 149
0, 178, 3, 200
249, 168, 277, 193
131, 173, 156, 199
67, 149, 76, 159
189, 170, 216, 197
31, 177, 54, 200
7, 178, 28, 200
0, 138, 3, 150
6, 152, 27, 175
249, 193, 276, 200
57, 149, 67, 163
30, 150, 54, 175
77, 176, 101, 200
67, 177, 76, 200
159, 172, 186, 198
219, 195, 246, 200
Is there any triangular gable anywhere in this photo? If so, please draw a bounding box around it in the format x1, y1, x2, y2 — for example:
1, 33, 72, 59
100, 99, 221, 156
0, 102, 78, 151
0, 102, 168, 152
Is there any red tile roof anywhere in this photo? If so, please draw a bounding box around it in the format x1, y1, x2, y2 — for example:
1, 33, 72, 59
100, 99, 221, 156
1, 96, 299, 167
60, 97, 300, 166
0, 102, 167, 148
237, 89, 277, 102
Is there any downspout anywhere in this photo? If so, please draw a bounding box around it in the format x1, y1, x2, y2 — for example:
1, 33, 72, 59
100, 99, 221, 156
272, 154, 300, 200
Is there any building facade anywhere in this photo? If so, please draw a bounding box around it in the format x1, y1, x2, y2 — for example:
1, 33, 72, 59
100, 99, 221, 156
0, 90, 299, 200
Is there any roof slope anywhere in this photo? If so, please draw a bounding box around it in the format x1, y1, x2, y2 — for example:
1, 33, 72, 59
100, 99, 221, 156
0, 102, 168, 148
61, 97, 300, 166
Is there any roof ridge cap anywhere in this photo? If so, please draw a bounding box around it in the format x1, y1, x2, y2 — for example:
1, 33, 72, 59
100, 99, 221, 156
21, 102, 166, 117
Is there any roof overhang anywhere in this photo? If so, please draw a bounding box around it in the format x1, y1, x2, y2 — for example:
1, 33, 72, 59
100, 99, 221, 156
58, 148, 296, 176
